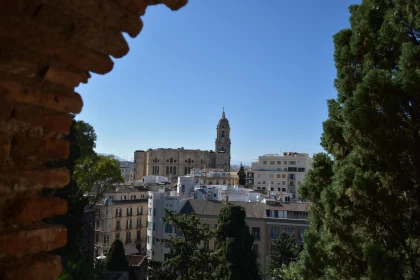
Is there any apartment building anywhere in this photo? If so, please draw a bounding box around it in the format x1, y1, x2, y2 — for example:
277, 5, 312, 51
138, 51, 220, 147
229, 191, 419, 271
144, 174, 309, 278
94, 185, 149, 257
193, 170, 238, 186
249, 152, 313, 200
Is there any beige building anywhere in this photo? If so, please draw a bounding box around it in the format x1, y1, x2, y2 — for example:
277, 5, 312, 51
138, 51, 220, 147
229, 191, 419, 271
247, 152, 313, 200
193, 170, 238, 186
133, 110, 232, 181
94, 185, 149, 257
179, 199, 309, 277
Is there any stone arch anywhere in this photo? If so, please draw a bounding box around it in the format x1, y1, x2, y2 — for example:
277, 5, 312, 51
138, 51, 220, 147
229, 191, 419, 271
0, 1, 188, 278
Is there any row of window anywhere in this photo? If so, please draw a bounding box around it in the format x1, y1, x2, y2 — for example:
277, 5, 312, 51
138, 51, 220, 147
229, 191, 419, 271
99, 231, 142, 246
115, 207, 143, 218
266, 209, 288, 218
256, 172, 302, 179
262, 160, 304, 166
271, 227, 305, 239
114, 218, 144, 230
116, 194, 145, 200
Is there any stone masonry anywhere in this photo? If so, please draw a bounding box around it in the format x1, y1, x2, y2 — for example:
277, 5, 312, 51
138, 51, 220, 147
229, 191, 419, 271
0, 0, 187, 279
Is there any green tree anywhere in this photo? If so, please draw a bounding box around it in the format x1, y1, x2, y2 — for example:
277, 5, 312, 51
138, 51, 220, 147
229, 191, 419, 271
74, 119, 97, 160
214, 204, 261, 280
237, 163, 246, 186
158, 210, 213, 280
269, 232, 299, 275
147, 260, 173, 280
297, 1, 420, 279
105, 239, 129, 272
75, 154, 124, 208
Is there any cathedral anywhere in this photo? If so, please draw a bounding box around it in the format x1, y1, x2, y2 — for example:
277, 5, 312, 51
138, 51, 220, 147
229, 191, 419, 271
133, 110, 231, 180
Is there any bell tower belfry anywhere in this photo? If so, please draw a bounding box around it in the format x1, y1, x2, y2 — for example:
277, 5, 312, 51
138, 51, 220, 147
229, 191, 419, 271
215, 108, 231, 171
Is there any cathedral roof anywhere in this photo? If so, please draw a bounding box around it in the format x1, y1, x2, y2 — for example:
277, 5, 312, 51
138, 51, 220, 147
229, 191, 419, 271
217, 109, 230, 129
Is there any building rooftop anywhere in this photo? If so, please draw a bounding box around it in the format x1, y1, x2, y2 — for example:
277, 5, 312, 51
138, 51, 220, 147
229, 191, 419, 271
180, 199, 309, 218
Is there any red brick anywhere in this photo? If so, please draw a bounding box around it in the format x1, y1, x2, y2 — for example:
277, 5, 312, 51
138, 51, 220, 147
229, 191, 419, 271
0, 224, 67, 259
0, 97, 72, 134
0, 168, 70, 194
10, 197, 68, 223
0, 78, 84, 114
43, 66, 90, 88
1, 253, 62, 280
11, 136, 69, 161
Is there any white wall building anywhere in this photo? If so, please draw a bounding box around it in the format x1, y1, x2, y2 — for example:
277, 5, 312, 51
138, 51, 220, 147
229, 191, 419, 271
119, 161, 134, 182
248, 152, 313, 201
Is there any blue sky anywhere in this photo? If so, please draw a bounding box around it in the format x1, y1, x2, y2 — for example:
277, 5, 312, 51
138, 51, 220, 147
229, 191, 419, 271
76, 0, 360, 165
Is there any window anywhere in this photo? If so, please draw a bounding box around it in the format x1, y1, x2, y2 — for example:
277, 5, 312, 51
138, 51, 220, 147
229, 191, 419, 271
276, 174, 281, 178
266, 209, 271, 217
252, 227, 260, 241
173, 166, 176, 175
270, 187, 274, 191
282, 181, 286, 185
148, 222, 152, 230
127, 219, 132, 229
284, 161, 287, 165
214, 224, 218, 229
204, 240, 209, 251
116, 208, 122, 218
270, 161, 275, 165
126, 231, 131, 243
269, 174, 274, 178
298, 168, 306, 172
138, 207, 143, 215
262, 181, 266, 184
299, 228, 305, 240
153, 222, 155, 231
153, 208, 156, 216
221, 131, 225, 137
289, 161, 296, 165
285, 228, 294, 235
103, 233, 110, 246
137, 231, 141, 242
130, 195, 136, 199
271, 227, 280, 239
166, 166, 169, 175
277, 161, 281, 165
263, 161, 267, 164
170, 158, 173, 163
282, 174, 286, 178
165, 223, 173, 233
147, 235, 151, 244
152, 237, 155, 245
127, 207, 132, 216
148, 207, 152, 216
274, 210, 279, 218
121, 195, 126, 200
116, 233, 120, 240
116, 221, 121, 230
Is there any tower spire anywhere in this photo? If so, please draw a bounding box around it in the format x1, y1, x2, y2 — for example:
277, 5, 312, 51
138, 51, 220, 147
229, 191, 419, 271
222, 107, 225, 118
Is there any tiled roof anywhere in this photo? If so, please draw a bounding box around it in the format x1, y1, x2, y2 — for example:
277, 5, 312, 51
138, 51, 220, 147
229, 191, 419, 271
126, 255, 145, 266
180, 199, 309, 218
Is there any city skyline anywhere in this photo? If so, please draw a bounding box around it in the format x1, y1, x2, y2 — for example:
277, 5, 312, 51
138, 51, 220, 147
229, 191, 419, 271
76, 0, 361, 164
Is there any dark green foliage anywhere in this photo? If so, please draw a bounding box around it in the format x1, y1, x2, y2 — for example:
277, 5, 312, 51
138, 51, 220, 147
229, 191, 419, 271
214, 204, 261, 280
269, 232, 299, 275
297, 1, 420, 279
105, 239, 130, 272
147, 260, 173, 280
237, 163, 246, 186
158, 210, 213, 280
75, 154, 124, 208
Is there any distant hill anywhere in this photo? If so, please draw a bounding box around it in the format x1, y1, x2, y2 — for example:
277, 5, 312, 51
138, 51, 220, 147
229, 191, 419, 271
98, 153, 132, 162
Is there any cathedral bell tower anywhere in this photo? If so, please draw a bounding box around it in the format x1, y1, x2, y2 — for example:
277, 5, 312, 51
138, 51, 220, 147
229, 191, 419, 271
215, 108, 231, 171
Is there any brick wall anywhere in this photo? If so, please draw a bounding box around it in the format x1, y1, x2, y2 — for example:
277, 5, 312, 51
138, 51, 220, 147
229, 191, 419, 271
0, 1, 187, 279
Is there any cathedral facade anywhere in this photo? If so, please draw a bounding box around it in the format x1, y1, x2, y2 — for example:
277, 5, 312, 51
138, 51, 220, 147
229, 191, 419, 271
133, 110, 231, 181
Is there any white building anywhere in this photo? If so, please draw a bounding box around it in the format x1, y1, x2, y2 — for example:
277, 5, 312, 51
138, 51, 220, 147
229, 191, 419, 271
146, 174, 268, 261
247, 152, 313, 201
119, 161, 134, 182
